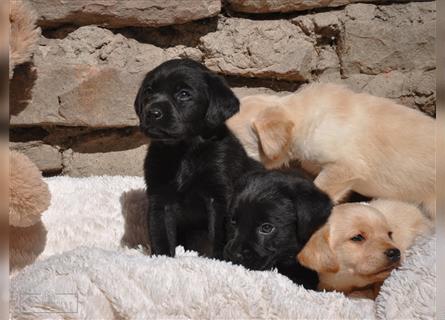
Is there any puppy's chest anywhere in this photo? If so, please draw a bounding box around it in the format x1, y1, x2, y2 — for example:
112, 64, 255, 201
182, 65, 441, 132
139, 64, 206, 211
147, 142, 221, 193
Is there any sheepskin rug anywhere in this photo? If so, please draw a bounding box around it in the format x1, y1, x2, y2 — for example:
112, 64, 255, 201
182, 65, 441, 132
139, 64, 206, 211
9, 176, 436, 319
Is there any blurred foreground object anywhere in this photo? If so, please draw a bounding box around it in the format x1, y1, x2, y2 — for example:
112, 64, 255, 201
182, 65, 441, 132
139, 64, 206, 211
9, 0, 40, 79
8, 0, 49, 273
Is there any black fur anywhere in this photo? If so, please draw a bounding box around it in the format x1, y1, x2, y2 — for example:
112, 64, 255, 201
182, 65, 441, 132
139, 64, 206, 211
135, 59, 262, 259
223, 170, 333, 289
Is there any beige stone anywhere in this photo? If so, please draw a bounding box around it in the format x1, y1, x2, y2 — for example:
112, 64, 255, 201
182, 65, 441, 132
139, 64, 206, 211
201, 18, 318, 81
226, 0, 380, 13
323, 69, 436, 116
10, 26, 200, 127
10, 142, 62, 173
340, 2, 436, 76
62, 145, 147, 177
30, 0, 221, 28
233, 87, 291, 98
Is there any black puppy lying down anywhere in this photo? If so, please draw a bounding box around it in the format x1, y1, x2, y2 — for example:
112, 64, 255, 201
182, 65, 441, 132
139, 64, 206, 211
224, 170, 332, 289
134, 59, 262, 258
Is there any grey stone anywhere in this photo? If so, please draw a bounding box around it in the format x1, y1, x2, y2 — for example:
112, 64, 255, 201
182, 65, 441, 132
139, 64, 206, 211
329, 69, 436, 116
200, 18, 319, 81
227, 0, 381, 13
10, 26, 199, 128
30, 0, 221, 28
62, 145, 147, 177
233, 87, 291, 98
10, 142, 62, 173
340, 2, 436, 76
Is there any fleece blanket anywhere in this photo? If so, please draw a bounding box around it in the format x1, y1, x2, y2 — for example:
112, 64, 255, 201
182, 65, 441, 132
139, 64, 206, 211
9, 176, 436, 319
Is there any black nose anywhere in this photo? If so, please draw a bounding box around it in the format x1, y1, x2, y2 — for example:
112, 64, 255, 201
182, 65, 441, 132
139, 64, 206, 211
384, 248, 401, 261
148, 108, 163, 120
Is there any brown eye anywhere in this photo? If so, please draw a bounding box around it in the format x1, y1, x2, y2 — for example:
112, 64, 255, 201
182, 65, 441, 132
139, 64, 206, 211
259, 223, 275, 235
177, 89, 191, 101
388, 232, 393, 239
350, 234, 365, 242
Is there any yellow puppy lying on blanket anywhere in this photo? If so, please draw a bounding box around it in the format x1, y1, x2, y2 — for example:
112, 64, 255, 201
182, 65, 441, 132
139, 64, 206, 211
297, 199, 432, 299
227, 83, 435, 218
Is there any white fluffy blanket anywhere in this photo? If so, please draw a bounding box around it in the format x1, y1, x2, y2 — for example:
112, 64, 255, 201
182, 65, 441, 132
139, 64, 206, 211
9, 176, 435, 319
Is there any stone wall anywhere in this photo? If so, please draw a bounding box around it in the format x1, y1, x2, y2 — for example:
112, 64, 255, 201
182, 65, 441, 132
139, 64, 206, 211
10, 0, 436, 176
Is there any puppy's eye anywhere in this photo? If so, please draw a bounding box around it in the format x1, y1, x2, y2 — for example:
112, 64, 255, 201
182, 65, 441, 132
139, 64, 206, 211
388, 232, 393, 239
177, 89, 191, 101
350, 234, 365, 242
259, 223, 275, 235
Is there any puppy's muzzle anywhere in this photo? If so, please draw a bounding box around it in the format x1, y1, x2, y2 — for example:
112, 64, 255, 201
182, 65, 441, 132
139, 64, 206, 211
384, 248, 401, 262
224, 243, 253, 264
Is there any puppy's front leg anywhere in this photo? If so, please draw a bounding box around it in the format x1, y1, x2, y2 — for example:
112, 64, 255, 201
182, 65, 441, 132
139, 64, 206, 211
148, 195, 176, 257
314, 164, 359, 204
206, 197, 225, 259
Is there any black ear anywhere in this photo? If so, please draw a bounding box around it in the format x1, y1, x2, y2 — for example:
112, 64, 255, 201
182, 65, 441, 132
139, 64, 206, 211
291, 179, 333, 245
134, 77, 149, 119
134, 85, 143, 118
205, 72, 240, 128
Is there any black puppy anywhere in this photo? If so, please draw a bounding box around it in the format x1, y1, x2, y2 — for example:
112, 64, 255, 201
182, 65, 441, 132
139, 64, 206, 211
224, 170, 332, 289
134, 59, 262, 259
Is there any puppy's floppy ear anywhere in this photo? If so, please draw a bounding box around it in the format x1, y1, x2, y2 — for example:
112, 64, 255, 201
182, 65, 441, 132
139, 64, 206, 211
292, 179, 333, 244
205, 72, 240, 128
134, 76, 150, 119
252, 107, 294, 162
297, 225, 339, 273
134, 85, 143, 118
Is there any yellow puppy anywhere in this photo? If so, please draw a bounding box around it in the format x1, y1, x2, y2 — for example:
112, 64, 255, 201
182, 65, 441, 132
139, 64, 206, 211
297, 199, 432, 299
227, 83, 436, 218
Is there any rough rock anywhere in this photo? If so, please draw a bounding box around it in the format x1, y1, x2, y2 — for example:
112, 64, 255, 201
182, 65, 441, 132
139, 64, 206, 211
62, 145, 147, 177
226, 0, 381, 13
233, 87, 291, 98
10, 26, 200, 128
340, 2, 435, 76
291, 1, 436, 115
30, 0, 221, 28
327, 69, 436, 116
200, 18, 319, 81
10, 142, 62, 173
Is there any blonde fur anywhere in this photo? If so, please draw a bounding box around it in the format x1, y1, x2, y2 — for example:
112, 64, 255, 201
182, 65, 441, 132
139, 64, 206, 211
227, 83, 436, 218
9, 0, 40, 78
297, 199, 432, 299
9, 151, 50, 228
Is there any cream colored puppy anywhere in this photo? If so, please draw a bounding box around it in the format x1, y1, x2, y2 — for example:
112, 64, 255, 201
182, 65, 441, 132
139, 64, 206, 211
297, 199, 432, 299
227, 83, 436, 218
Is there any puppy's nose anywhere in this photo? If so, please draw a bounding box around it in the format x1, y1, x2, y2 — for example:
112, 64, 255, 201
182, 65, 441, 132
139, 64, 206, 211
148, 108, 163, 120
384, 248, 401, 262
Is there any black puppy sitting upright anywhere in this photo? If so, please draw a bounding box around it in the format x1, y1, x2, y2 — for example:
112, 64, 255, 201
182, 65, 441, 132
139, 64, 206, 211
134, 59, 261, 258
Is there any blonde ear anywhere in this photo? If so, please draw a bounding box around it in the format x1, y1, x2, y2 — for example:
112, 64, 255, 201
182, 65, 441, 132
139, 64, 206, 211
251, 107, 294, 162
297, 224, 339, 273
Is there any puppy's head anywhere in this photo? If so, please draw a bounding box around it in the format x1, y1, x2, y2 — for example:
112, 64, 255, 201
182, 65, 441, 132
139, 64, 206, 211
224, 170, 332, 271
134, 59, 239, 141
298, 203, 401, 288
